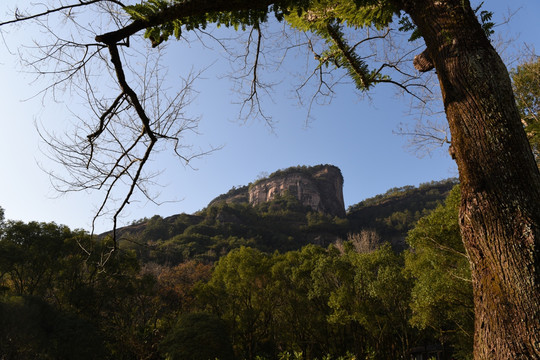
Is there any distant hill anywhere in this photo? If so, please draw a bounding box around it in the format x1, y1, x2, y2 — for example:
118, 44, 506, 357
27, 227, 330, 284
347, 178, 458, 249
111, 165, 457, 264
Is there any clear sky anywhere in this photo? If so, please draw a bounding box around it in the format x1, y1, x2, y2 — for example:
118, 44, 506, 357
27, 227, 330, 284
0, 0, 538, 233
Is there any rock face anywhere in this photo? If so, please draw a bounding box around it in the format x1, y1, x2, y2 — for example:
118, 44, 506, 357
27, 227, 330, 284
248, 165, 346, 217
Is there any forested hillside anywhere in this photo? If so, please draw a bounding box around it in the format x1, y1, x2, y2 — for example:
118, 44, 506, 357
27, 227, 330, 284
0, 180, 470, 359
113, 173, 456, 263
347, 178, 458, 249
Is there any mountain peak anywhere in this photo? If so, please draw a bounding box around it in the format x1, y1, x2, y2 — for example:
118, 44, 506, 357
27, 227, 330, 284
209, 164, 345, 217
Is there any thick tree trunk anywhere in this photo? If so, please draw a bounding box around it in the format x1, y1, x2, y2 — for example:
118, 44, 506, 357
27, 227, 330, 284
401, 0, 540, 358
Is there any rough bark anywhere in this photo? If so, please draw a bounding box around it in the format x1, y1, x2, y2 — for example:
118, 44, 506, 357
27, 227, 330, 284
399, 0, 540, 358
413, 48, 434, 72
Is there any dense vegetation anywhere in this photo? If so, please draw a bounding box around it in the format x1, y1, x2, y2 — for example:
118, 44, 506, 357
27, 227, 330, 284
0, 181, 473, 359
511, 57, 540, 165
347, 178, 457, 248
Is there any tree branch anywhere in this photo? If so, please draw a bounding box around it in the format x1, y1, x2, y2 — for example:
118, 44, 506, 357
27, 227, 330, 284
95, 0, 277, 45
0, 0, 125, 27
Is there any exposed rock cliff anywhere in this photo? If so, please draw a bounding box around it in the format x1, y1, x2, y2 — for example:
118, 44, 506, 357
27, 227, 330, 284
210, 165, 346, 217
249, 165, 345, 217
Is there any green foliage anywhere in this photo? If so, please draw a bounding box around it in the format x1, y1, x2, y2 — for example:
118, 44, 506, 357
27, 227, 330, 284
270, 245, 336, 358
124, 0, 182, 46
319, 244, 412, 359
208, 184, 250, 206
142, 214, 170, 241
124, 0, 292, 46
405, 186, 473, 359
284, 0, 397, 91
284, 0, 397, 32
347, 178, 457, 246
0, 295, 105, 359
0, 221, 73, 296
124, 0, 168, 22
195, 242, 416, 359
255, 191, 311, 215
397, 15, 421, 41
124, 194, 349, 264
511, 57, 540, 165
0, 219, 174, 359
474, 1, 495, 38
0, 181, 473, 359
160, 312, 234, 360
200, 246, 276, 359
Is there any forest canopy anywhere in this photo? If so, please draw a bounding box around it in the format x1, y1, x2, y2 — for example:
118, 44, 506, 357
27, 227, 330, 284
0, 184, 473, 359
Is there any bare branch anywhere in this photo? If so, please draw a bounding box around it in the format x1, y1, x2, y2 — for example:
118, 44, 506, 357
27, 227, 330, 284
0, 0, 125, 27
87, 92, 126, 167
0, 0, 435, 243
238, 26, 273, 123
395, 118, 451, 157
226, 24, 277, 124
29, 32, 209, 243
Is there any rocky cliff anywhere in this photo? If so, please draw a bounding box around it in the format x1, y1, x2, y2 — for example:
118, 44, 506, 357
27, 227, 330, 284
249, 165, 346, 217
210, 165, 346, 217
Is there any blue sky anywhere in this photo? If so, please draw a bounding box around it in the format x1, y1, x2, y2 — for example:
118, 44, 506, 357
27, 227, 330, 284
0, 0, 538, 233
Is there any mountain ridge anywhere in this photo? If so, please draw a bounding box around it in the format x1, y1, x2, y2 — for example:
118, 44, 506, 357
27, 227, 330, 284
110, 165, 457, 264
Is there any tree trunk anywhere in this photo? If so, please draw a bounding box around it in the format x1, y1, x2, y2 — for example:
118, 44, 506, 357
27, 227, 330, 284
401, 0, 540, 358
